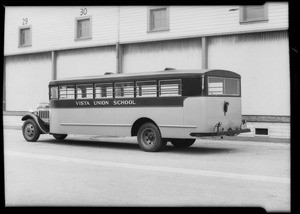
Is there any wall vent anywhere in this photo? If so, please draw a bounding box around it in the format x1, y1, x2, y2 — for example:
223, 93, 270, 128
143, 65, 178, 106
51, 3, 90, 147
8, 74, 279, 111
255, 128, 269, 135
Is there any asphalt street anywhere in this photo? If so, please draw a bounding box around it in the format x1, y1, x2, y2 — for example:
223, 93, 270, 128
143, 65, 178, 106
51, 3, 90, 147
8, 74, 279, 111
4, 129, 290, 211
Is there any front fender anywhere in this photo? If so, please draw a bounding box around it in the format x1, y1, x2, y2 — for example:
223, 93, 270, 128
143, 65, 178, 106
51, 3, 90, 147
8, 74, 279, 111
22, 113, 49, 134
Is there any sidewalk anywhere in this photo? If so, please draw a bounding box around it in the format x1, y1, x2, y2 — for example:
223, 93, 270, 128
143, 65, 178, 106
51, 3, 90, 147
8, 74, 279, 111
3, 115, 290, 143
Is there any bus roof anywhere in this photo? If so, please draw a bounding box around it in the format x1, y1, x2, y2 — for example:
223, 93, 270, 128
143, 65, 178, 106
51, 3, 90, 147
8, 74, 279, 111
49, 69, 240, 85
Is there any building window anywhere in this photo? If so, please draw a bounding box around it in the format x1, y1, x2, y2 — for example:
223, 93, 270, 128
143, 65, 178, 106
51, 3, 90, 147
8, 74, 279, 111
148, 7, 169, 32
240, 4, 268, 23
255, 128, 269, 136
75, 16, 92, 40
19, 26, 32, 47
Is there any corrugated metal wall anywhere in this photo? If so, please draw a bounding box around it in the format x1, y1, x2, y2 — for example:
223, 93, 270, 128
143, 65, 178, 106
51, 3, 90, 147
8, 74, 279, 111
56, 46, 116, 79
208, 31, 290, 116
122, 38, 202, 73
5, 53, 51, 111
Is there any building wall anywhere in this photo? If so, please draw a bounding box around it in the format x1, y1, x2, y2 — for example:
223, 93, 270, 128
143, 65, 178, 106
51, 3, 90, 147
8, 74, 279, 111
208, 31, 290, 116
122, 38, 202, 73
4, 6, 118, 56
239, 122, 290, 139
4, 4, 288, 56
119, 3, 288, 43
5, 53, 51, 111
56, 46, 116, 79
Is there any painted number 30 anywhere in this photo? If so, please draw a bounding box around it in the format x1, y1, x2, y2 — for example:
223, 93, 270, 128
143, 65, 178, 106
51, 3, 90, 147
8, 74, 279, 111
80, 8, 87, 16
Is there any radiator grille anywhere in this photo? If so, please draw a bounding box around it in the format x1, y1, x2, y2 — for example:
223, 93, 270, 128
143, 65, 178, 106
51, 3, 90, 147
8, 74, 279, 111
38, 110, 49, 119
38, 110, 49, 123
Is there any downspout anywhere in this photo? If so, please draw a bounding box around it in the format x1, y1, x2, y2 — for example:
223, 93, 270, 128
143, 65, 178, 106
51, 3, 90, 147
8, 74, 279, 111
51, 51, 57, 80
3, 56, 6, 111
201, 37, 208, 96
202, 37, 208, 69
116, 6, 122, 74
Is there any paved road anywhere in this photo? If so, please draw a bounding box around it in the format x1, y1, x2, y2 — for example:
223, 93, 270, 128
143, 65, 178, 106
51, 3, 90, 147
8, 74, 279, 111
4, 129, 290, 211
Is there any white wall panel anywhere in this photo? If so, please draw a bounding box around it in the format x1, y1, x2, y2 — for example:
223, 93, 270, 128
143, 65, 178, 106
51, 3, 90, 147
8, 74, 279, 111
122, 39, 202, 73
56, 46, 116, 79
5, 53, 51, 111
208, 31, 290, 116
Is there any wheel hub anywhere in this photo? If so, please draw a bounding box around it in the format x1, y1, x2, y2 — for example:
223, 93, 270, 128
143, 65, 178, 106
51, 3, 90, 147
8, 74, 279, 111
142, 129, 156, 146
25, 124, 35, 137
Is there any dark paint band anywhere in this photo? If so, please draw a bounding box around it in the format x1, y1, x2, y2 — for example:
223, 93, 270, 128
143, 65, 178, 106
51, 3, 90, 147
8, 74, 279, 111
50, 97, 187, 108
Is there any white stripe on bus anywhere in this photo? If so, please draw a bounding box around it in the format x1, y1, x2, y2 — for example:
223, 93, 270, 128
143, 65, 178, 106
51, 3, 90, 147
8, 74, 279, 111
5, 151, 290, 184
60, 123, 131, 127
59, 123, 197, 128
159, 125, 197, 128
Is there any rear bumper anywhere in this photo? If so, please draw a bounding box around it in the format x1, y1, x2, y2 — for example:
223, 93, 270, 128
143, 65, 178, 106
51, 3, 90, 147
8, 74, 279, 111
190, 128, 251, 137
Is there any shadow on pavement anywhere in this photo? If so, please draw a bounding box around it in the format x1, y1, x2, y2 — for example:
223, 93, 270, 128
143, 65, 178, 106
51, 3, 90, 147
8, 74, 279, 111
39, 138, 140, 150
38, 138, 237, 154
163, 145, 237, 154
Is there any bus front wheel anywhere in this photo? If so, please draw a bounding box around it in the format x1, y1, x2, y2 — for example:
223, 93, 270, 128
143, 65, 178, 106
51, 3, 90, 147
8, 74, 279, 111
52, 134, 68, 140
137, 122, 166, 152
22, 119, 40, 142
171, 139, 196, 148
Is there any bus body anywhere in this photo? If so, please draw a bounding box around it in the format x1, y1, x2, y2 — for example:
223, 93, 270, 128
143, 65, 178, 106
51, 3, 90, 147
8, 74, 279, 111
21, 69, 250, 152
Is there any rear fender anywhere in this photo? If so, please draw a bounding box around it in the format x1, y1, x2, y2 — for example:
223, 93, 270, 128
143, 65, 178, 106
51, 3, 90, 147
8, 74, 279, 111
22, 113, 49, 134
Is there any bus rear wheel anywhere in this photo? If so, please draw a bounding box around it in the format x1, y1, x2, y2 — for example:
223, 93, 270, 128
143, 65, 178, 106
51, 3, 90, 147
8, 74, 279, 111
22, 119, 40, 142
52, 134, 68, 140
171, 139, 196, 148
137, 122, 165, 152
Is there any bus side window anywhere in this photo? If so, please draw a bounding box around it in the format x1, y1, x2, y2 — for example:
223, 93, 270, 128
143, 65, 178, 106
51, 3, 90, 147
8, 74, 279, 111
59, 85, 75, 99
136, 81, 157, 97
224, 78, 240, 95
95, 83, 113, 98
159, 79, 182, 97
115, 82, 134, 98
208, 77, 224, 95
77, 84, 93, 99
208, 77, 240, 96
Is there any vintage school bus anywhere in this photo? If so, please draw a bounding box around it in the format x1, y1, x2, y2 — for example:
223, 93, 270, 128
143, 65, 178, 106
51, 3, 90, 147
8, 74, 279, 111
21, 68, 250, 152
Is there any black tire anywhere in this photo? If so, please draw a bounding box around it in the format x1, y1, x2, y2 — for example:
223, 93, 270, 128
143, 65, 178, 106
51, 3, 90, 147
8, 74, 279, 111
53, 134, 68, 140
22, 119, 41, 142
137, 122, 165, 152
170, 139, 196, 148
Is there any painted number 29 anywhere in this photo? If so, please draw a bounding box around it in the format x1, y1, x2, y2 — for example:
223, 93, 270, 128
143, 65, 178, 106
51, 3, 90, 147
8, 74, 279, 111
22, 18, 28, 25
80, 8, 87, 16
